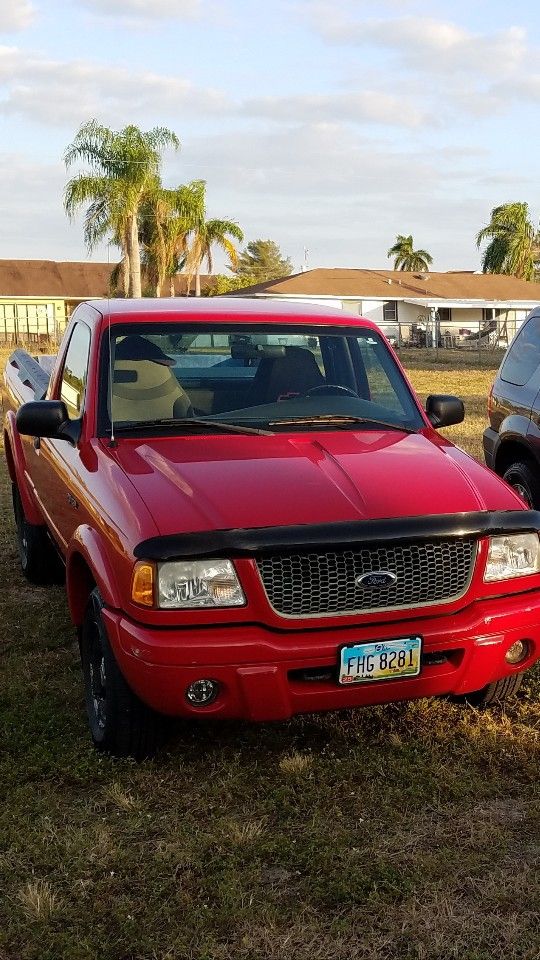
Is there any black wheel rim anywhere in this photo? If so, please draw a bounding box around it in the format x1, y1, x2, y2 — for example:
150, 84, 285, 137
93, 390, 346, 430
511, 480, 533, 508
87, 618, 107, 735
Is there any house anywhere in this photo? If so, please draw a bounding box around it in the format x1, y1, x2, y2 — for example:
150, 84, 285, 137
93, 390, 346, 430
227, 269, 540, 346
0, 260, 216, 342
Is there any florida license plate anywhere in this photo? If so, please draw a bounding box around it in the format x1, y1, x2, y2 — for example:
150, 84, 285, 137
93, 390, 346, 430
338, 636, 422, 684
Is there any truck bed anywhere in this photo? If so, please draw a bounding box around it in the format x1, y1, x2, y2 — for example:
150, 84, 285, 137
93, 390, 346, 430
3, 349, 55, 406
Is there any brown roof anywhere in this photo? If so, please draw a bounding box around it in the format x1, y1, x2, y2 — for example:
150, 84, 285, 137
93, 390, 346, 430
0, 260, 215, 299
229, 268, 540, 302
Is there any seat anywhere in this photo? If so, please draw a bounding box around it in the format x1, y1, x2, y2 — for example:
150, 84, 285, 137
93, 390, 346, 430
112, 359, 192, 423
245, 346, 325, 406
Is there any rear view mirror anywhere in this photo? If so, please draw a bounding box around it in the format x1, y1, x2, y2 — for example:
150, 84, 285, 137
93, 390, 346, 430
426, 394, 465, 428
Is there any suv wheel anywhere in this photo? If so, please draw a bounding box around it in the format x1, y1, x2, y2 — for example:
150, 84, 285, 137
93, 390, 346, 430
502, 461, 540, 509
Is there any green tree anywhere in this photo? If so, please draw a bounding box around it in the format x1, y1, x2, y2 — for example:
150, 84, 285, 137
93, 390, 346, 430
183, 184, 243, 296
140, 180, 205, 297
234, 239, 293, 282
204, 273, 259, 296
476, 202, 540, 280
64, 119, 179, 297
387, 235, 433, 272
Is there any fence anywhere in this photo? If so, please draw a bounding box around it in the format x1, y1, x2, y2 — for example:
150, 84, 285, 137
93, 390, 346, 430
0, 303, 70, 348
381, 316, 513, 364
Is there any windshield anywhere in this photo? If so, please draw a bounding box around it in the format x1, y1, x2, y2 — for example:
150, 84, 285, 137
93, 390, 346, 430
99, 322, 424, 435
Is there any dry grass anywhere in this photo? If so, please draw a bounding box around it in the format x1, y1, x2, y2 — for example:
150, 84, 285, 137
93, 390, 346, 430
405, 355, 495, 462
279, 752, 314, 776
1, 345, 539, 960
17, 880, 61, 922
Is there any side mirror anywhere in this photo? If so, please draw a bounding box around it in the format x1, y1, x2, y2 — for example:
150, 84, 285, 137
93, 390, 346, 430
426, 394, 465, 428
16, 400, 80, 445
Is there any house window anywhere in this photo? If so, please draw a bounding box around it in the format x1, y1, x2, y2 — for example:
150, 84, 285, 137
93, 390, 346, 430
483, 308, 502, 323
383, 301, 398, 322
437, 308, 451, 324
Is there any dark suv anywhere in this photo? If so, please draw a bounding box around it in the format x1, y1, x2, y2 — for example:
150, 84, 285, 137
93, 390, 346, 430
484, 306, 540, 507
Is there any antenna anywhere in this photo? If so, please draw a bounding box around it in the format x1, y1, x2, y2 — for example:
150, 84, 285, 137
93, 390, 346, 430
107, 244, 116, 447
303, 247, 309, 272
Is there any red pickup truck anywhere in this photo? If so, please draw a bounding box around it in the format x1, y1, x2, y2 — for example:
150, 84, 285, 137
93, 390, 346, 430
3, 298, 540, 758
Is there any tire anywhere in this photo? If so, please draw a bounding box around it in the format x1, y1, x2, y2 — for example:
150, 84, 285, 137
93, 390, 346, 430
457, 673, 524, 707
502, 461, 540, 509
80, 588, 165, 760
12, 484, 63, 585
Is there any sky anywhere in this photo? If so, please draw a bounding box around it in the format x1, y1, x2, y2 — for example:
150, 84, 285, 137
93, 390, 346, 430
1, 0, 539, 274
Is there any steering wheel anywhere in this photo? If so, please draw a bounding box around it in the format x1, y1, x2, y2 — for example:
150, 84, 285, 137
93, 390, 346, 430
305, 383, 359, 398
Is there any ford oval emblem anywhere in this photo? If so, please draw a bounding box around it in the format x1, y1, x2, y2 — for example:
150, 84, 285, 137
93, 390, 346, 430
356, 571, 398, 588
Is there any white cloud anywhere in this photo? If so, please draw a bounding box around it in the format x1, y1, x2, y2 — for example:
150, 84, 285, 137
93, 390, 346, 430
242, 91, 434, 129
0, 46, 434, 132
493, 74, 540, 104
317, 12, 528, 79
0, 0, 36, 31
0, 154, 77, 259
173, 124, 498, 270
0, 46, 231, 126
80, 0, 202, 20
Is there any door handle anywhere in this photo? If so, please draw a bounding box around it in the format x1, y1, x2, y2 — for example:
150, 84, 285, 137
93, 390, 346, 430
67, 492, 79, 510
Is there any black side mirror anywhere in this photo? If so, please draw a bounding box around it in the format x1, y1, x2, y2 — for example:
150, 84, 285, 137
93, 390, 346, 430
426, 394, 465, 428
16, 400, 80, 445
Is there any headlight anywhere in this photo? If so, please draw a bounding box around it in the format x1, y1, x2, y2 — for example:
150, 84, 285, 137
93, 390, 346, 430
484, 533, 540, 582
157, 559, 245, 609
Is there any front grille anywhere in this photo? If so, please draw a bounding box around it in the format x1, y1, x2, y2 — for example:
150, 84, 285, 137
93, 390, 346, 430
256, 539, 476, 617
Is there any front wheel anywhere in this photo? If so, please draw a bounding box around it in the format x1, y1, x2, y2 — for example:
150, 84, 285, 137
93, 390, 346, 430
80, 588, 166, 760
455, 673, 524, 707
502, 461, 540, 509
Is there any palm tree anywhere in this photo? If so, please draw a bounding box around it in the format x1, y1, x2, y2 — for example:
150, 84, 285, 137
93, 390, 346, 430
387, 235, 433, 272
64, 119, 179, 297
184, 185, 243, 296
476, 202, 540, 280
140, 180, 205, 296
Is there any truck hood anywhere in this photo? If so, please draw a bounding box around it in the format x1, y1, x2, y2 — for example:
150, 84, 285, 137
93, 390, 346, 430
111, 429, 525, 537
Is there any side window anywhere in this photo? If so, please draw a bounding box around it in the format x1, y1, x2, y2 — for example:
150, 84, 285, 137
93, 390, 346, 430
60, 323, 91, 419
500, 315, 540, 386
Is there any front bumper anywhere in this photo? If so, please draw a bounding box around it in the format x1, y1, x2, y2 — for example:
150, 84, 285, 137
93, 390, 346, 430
103, 590, 540, 720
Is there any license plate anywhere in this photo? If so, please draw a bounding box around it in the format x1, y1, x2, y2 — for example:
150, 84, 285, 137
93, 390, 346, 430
338, 636, 422, 684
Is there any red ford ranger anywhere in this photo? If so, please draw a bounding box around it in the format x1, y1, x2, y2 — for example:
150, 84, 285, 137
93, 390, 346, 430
3, 298, 540, 758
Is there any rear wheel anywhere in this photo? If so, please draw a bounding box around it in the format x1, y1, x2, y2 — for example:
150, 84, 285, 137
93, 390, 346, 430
12, 484, 63, 585
456, 673, 524, 707
80, 588, 165, 760
502, 461, 540, 509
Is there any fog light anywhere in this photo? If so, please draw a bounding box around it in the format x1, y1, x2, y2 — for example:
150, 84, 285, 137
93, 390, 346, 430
505, 640, 529, 665
186, 679, 220, 706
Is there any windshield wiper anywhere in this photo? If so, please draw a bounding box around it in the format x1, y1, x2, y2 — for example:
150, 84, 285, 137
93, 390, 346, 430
268, 415, 417, 433
110, 418, 274, 437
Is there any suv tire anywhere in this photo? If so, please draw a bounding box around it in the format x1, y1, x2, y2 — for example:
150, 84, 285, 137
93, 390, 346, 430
502, 461, 540, 509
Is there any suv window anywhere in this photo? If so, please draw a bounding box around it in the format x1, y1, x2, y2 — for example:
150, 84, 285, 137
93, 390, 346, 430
60, 322, 91, 418
500, 315, 540, 386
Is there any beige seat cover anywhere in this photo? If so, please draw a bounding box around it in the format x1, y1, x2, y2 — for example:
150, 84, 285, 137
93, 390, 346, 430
112, 359, 191, 423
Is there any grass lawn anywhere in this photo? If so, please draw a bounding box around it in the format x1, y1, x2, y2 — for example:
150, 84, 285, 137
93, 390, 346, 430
1, 346, 539, 960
